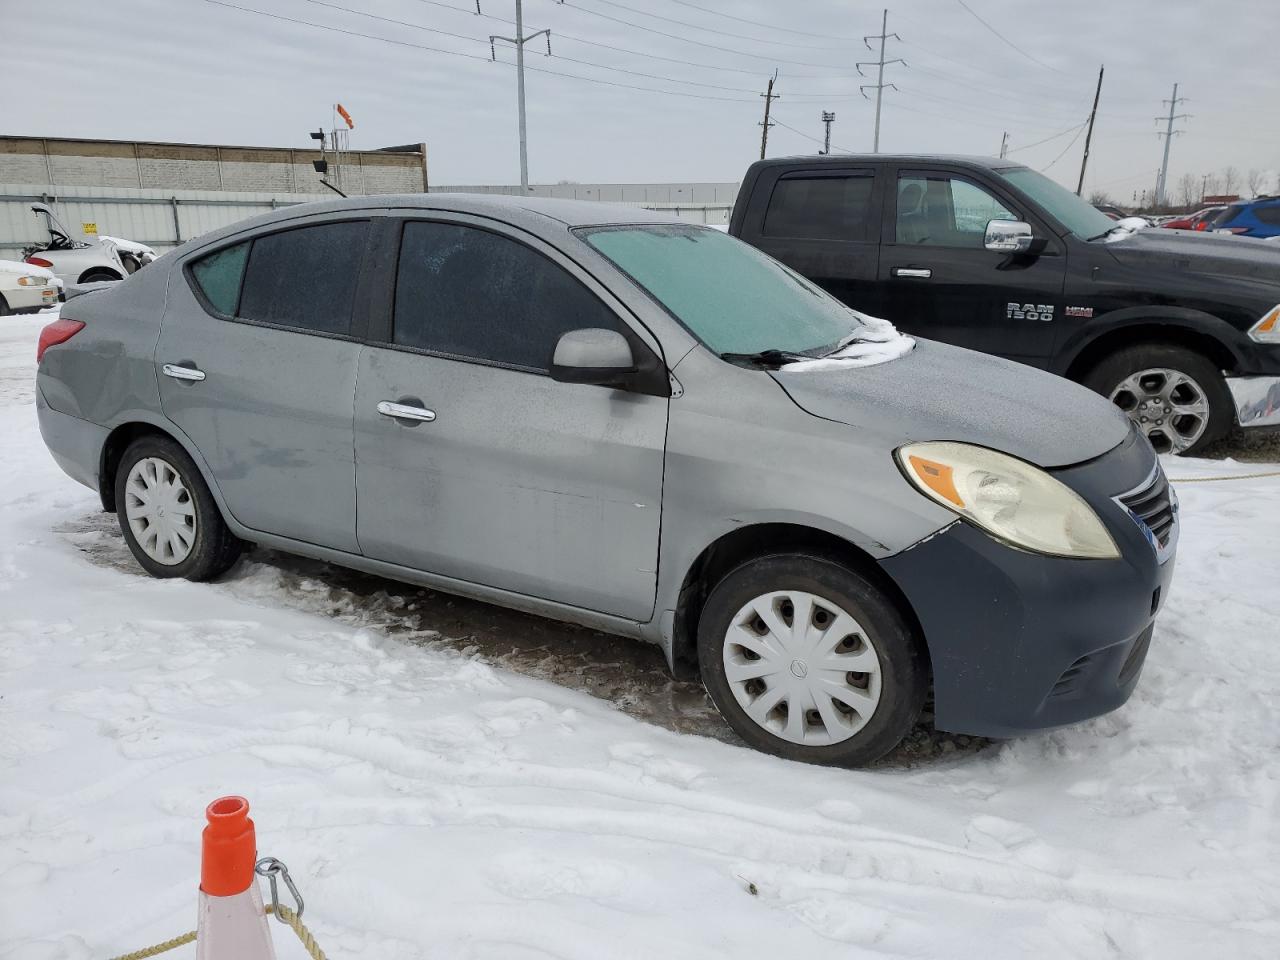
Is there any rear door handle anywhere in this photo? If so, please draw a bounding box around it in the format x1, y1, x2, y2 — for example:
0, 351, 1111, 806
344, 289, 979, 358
377, 400, 436, 423
162, 363, 206, 382
893, 267, 932, 279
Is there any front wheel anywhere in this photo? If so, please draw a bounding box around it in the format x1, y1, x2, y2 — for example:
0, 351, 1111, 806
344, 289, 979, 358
1082, 343, 1234, 455
697, 555, 928, 767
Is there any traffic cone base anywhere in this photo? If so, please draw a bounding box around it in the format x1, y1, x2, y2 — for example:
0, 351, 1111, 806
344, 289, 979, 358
196, 882, 276, 960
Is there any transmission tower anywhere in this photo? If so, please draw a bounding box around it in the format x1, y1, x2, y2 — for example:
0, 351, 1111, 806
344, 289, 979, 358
1154, 83, 1190, 207
488, 0, 551, 189
857, 9, 904, 153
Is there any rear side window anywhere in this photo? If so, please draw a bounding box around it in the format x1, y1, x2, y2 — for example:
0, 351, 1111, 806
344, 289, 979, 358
237, 220, 369, 335
762, 174, 875, 241
189, 242, 249, 315
393, 221, 623, 371
1255, 205, 1280, 226
1210, 204, 1246, 226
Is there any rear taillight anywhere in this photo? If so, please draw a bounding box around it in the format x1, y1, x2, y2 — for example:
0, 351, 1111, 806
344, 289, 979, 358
36, 319, 85, 364
25, 256, 54, 268
1194, 221, 1209, 230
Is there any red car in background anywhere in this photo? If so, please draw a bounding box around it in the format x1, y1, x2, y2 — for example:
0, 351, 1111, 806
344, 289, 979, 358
1162, 206, 1226, 230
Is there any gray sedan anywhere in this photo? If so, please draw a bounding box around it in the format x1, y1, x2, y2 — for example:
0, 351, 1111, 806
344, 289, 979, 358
35, 195, 1176, 765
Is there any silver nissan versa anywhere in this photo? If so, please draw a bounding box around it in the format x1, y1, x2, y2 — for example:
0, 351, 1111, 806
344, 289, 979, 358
35, 195, 1177, 765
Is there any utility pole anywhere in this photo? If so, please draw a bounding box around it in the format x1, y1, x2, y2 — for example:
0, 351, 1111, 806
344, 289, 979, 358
1075, 65, 1104, 196
820, 111, 836, 155
489, 0, 551, 190
858, 9, 904, 153
999, 131, 1009, 159
758, 70, 779, 160
1154, 82, 1189, 207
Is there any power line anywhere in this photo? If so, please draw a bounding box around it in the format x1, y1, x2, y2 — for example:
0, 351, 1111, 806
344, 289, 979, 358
1040, 122, 1089, 172
201, 0, 759, 101
663, 0, 861, 42
1005, 120, 1088, 154
771, 115, 853, 154
953, 0, 1069, 76
564, 0, 851, 51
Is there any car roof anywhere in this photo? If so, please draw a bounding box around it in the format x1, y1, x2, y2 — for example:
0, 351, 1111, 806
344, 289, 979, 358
751, 153, 1024, 172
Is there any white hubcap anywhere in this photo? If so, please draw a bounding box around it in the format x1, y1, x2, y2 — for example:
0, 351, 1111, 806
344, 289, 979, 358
124, 456, 196, 565
723, 590, 883, 746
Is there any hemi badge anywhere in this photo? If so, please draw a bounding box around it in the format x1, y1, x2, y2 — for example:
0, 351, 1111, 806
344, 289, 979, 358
1065, 306, 1094, 318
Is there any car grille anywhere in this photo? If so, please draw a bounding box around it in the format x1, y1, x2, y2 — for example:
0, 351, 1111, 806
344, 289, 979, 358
1119, 469, 1176, 548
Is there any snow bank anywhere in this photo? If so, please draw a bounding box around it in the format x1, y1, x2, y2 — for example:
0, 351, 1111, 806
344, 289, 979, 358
1, 316, 1278, 959
787, 311, 915, 371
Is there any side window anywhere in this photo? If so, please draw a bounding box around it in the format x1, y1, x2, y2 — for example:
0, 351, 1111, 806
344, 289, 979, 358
1255, 205, 1280, 226
762, 174, 875, 241
393, 221, 625, 371
896, 174, 1017, 248
237, 220, 369, 335
189, 242, 249, 316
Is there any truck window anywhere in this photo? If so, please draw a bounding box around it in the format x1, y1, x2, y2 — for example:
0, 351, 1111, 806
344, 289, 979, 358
896, 174, 1016, 248
763, 174, 875, 241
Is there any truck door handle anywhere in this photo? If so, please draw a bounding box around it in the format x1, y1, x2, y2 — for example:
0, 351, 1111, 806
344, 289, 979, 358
893, 267, 932, 279
377, 400, 436, 423
162, 363, 206, 382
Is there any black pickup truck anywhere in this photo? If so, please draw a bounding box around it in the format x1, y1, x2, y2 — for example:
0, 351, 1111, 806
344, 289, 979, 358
729, 154, 1280, 454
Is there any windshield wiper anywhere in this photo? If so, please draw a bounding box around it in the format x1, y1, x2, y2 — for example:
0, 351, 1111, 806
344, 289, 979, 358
719, 348, 811, 368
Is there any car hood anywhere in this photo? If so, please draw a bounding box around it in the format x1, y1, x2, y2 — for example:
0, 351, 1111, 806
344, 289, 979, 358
1105, 227, 1280, 283
771, 339, 1132, 469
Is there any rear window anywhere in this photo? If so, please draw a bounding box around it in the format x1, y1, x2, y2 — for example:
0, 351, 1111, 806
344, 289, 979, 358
237, 220, 369, 335
189, 242, 249, 315
762, 174, 875, 241
1255, 205, 1280, 226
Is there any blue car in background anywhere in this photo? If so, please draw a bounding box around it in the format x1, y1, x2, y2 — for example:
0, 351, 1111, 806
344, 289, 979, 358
1209, 196, 1280, 238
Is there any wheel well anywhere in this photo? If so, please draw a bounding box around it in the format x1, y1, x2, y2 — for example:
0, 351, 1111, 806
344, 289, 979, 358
98, 422, 171, 511
78, 267, 122, 283
1064, 323, 1238, 382
670, 523, 930, 681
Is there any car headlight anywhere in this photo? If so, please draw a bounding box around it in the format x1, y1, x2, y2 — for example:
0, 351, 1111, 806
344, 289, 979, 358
1248, 305, 1280, 344
896, 441, 1120, 559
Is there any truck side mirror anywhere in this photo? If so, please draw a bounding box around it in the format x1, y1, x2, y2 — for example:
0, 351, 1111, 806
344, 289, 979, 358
984, 219, 1034, 254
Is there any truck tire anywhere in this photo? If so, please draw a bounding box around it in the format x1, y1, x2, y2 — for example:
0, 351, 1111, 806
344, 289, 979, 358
1082, 342, 1234, 455
697, 554, 928, 767
114, 435, 244, 581
79, 269, 121, 284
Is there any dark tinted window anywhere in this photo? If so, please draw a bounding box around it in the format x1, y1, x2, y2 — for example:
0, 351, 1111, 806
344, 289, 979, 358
238, 220, 369, 335
1255, 205, 1280, 226
189, 242, 249, 315
1209, 204, 1245, 226
394, 221, 623, 371
762, 175, 874, 241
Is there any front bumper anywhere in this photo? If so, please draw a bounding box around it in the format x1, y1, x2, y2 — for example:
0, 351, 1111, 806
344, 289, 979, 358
880, 430, 1176, 738
1226, 375, 1280, 429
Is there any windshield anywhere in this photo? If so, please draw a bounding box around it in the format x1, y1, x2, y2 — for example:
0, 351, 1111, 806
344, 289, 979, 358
578, 224, 868, 356
994, 167, 1118, 240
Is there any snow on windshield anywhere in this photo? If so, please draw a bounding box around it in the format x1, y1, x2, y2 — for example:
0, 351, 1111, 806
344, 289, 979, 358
785, 311, 916, 371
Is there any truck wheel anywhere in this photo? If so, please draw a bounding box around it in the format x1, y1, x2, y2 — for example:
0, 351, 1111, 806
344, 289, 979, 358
1083, 343, 1233, 455
79, 269, 120, 283
114, 435, 243, 581
697, 554, 928, 767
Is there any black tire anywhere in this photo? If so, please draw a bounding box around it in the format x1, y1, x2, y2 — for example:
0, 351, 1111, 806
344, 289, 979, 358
1081, 342, 1234, 456
79, 270, 120, 284
697, 554, 928, 767
0, 296, 10, 316
114, 435, 243, 581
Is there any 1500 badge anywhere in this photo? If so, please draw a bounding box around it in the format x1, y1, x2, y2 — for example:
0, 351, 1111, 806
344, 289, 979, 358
1007, 302, 1055, 322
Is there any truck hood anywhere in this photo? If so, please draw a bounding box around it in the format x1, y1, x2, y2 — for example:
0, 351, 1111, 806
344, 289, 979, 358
771, 339, 1132, 469
1105, 228, 1280, 283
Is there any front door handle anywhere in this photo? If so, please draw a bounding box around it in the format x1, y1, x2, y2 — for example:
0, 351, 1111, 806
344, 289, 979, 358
377, 400, 436, 423
893, 267, 932, 279
162, 363, 206, 382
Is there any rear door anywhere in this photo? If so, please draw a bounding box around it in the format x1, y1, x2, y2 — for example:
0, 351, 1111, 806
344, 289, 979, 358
878, 167, 1067, 365
352, 215, 669, 621
737, 165, 886, 315
156, 215, 371, 552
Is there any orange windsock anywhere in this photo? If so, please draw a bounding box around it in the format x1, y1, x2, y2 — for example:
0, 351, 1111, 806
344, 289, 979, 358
336, 104, 354, 129
201, 796, 257, 896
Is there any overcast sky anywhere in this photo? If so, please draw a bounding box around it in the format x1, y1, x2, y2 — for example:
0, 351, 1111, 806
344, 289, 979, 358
12, 0, 1279, 200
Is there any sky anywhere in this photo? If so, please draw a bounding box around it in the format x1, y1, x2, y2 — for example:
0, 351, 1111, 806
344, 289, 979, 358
9, 0, 1279, 201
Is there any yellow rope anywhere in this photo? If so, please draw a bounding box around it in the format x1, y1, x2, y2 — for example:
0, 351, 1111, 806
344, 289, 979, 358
104, 904, 325, 960
1169, 470, 1280, 484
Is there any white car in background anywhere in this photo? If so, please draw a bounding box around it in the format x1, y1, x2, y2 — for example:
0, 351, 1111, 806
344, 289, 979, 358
0, 259, 59, 315
21, 204, 156, 286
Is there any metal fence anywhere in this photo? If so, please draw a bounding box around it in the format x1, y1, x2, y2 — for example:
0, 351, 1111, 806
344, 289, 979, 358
0, 181, 738, 260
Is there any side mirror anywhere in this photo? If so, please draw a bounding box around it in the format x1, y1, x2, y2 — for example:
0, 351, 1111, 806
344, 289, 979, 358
550, 328, 637, 387
984, 219, 1034, 254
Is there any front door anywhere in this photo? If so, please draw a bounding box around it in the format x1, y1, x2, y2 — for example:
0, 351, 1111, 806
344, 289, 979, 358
353, 217, 668, 621
156, 217, 369, 552
878, 168, 1067, 366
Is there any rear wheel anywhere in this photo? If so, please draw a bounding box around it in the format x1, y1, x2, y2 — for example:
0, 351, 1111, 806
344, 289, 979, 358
1082, 343, 1233, 455
697, 554, 927, 766
79, 269, 120, 284
114, 435, 243, 580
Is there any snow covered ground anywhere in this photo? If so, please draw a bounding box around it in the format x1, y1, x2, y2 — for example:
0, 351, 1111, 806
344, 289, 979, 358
3, 309, 1279, 959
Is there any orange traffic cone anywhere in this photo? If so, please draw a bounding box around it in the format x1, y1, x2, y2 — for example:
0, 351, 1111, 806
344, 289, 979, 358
195, 796, 277, 960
